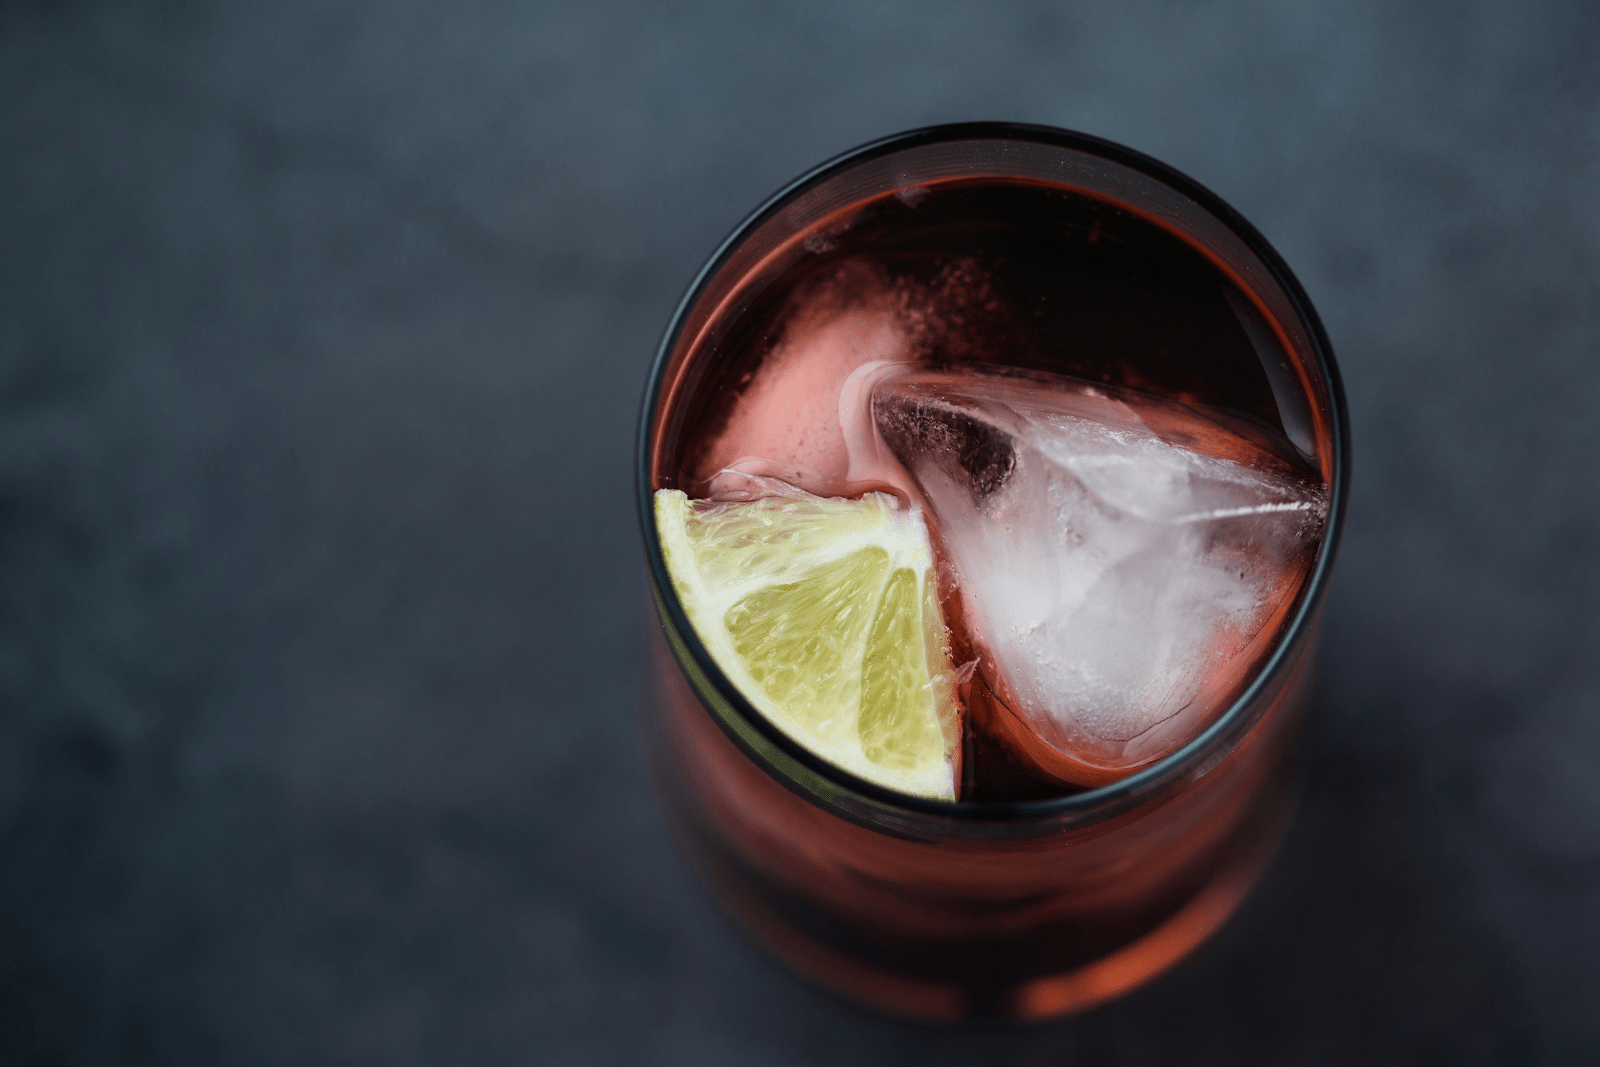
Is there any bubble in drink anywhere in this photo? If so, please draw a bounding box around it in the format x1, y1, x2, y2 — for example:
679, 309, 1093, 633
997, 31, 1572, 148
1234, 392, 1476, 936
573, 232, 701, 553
871, 366, 1326, 786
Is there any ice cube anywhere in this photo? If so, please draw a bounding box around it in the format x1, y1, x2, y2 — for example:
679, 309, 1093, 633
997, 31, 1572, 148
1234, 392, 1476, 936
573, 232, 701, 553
694, 268, 912, 499
872, 367, 1326, 783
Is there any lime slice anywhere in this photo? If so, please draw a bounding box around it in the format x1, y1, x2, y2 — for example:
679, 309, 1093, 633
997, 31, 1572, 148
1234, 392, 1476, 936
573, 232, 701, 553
655, 488, 960, 800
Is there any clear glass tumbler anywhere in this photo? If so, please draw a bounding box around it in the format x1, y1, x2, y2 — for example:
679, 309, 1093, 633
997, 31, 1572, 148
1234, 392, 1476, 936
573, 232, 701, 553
637, 123, 1349, 1022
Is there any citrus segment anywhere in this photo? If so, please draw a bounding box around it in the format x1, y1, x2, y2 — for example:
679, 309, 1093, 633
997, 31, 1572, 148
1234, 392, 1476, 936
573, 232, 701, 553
654, 488, 959, 800
860, 567, 945, 772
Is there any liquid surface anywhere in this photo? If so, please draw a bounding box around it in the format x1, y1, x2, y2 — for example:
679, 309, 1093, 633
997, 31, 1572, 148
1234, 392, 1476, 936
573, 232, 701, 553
662, 179, 1327, 801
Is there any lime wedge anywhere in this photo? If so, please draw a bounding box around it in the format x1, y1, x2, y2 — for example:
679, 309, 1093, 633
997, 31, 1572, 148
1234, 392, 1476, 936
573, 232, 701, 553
655, 488, 959, 800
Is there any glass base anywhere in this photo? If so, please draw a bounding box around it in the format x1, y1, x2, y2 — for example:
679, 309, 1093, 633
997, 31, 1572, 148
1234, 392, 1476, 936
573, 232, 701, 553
679, 772, 1295, 1022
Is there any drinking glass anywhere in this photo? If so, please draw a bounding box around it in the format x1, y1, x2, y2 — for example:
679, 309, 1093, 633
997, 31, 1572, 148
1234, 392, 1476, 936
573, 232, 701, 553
637, 123, 1349, 1021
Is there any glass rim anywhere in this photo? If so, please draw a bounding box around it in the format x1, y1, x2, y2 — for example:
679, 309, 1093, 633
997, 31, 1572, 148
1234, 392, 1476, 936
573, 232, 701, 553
636, 121, 1351, 825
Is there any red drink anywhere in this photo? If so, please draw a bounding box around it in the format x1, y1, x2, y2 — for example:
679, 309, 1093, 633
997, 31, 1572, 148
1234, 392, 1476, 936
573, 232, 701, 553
639, 125, 1347, 1019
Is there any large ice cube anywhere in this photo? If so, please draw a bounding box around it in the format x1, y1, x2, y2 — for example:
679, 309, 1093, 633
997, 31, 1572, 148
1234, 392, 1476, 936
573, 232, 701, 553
872, 367, 1326, 782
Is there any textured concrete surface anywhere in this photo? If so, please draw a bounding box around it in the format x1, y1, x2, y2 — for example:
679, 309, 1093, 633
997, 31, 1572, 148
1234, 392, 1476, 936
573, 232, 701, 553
1, 1, 1597, 1063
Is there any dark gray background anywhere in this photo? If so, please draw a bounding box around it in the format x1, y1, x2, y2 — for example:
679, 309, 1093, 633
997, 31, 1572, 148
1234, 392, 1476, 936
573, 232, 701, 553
2, 1, 1597, 1063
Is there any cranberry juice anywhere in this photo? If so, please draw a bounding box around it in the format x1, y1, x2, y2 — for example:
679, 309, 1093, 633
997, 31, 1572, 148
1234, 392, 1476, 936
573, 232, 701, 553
661, 178, 1323, 802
